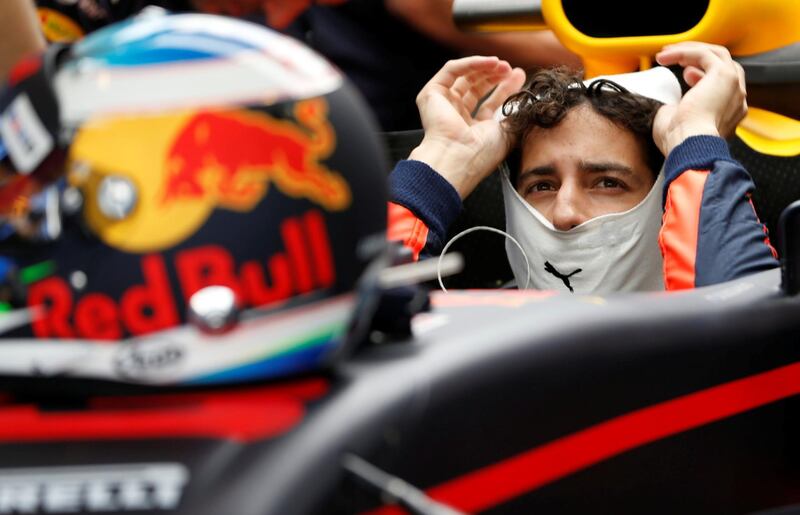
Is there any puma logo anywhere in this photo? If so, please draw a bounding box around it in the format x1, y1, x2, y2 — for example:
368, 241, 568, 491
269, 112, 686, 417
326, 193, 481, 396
544, 261, 582, 293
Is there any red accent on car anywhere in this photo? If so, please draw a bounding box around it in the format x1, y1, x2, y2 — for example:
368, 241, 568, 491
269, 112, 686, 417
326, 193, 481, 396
368, 361, 800, 514
0, 378, 328, 443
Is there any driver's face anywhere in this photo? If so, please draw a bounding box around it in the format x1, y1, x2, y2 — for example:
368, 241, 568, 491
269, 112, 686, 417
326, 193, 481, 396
516, 104, 656, 231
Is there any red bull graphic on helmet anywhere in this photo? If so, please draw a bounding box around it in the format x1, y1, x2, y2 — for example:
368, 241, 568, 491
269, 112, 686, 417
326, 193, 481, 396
72, 97, 350, 254
27, 210, 336, 340
161, 98, 350, 212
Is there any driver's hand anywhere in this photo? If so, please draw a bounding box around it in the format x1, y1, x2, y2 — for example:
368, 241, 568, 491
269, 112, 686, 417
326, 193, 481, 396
652, 41, 747, 156
409, 56, 525, 199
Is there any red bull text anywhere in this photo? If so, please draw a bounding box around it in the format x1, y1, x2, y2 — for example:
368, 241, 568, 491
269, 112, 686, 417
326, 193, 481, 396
28, 210, 336, 340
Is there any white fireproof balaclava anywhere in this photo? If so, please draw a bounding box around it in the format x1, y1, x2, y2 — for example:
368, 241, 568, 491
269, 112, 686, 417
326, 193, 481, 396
501, 66, 682, 294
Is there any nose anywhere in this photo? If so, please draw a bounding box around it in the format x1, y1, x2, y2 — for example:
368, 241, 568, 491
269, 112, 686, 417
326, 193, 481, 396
551, 184, 589, 231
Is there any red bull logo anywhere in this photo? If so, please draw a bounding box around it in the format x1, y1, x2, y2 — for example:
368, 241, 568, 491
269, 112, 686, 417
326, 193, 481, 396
72, 97, 352, 254
27, 210, 336, 340
161, 98, 350, 212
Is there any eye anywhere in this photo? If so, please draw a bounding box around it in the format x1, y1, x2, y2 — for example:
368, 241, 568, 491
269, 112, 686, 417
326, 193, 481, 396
596, 177, 625, 190
525, 181, 556, 195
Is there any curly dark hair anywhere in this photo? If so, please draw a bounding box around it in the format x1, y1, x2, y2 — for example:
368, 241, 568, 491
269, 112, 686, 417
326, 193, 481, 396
502, 67, 665, 185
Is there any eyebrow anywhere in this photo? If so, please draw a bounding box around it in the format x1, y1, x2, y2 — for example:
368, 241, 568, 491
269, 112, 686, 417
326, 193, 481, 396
517, 161, 634, 185
516, 165, 556, 184
580, 161, 635, 176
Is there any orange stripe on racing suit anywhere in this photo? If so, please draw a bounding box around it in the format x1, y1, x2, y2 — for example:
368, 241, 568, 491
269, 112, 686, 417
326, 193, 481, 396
387, 202, 429, 261
660, 170, 707, 290
659, 136, 778, 289
387, 160, 462, 260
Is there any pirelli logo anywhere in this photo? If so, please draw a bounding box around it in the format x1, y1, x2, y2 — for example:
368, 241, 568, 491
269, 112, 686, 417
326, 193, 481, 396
0, 463, 188, 513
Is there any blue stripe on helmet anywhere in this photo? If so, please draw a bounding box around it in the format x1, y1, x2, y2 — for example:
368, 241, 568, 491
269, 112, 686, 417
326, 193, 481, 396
71, 14, 266, 67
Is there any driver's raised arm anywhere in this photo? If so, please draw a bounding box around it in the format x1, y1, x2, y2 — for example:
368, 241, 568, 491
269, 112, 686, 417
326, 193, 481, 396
387, 56, 524, 260
654, 42, 779, 289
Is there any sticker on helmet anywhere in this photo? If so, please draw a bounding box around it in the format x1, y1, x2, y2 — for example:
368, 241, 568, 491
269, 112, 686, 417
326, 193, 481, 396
72, 98, 351, 254
0, 94, 54, 174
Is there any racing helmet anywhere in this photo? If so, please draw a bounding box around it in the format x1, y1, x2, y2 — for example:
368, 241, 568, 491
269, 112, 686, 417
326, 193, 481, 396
0, 10, 389, 386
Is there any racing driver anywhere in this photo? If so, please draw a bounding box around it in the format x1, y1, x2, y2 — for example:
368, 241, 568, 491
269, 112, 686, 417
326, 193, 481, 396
387, 42, 779, 293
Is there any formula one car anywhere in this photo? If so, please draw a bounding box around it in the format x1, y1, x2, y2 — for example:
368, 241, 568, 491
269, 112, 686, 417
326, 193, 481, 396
0, 2, 798, 515
0, 267, 799, 515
